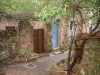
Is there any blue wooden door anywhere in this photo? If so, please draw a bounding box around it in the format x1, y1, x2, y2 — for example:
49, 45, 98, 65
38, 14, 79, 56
52, 22, 59, 48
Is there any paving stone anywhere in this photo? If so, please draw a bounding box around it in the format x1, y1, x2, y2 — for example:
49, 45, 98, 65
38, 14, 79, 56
5, 51, 68, 75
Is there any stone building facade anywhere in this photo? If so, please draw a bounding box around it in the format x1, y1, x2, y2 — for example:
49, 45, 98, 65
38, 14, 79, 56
0, 17, 69, 55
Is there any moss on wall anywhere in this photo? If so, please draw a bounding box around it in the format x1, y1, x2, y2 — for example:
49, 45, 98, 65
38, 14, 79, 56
0, 29, 18, 58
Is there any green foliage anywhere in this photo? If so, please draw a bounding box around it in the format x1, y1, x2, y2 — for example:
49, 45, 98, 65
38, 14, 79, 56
37, 5, 66, 23
0, 51, 9, 61
0, 45, 3, 51
0, 8, 7, 19
18, 50, 38, 59
0, 0, 99, 23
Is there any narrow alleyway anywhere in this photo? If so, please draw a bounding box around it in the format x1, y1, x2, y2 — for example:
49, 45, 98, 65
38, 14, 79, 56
5, 51, 68, 75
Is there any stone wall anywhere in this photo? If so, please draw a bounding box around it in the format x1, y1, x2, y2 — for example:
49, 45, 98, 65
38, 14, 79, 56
59, 18, 70, 48
0, 18, 18, 30
18, 19, 33, 51
0, 18, 53, 54
0, 18, 70, 55
0, 29, 17, 59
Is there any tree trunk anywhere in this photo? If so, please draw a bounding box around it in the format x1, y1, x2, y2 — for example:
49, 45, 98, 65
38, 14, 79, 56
73, 39, 100, 75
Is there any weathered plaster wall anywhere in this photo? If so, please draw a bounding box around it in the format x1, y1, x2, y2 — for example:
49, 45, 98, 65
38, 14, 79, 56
18, 19, 33, 52
18, 32, 33, 51
59, 18, 70, 48
0, 18, 18, 30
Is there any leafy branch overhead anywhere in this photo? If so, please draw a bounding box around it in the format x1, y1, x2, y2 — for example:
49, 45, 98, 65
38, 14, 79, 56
0, 0, 99, 22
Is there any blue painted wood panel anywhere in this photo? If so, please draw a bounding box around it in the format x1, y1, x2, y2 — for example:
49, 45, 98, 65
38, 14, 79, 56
52, 22, 59, 48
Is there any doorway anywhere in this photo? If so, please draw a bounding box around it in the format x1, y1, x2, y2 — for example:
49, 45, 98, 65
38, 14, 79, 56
33, 29, 44, 53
